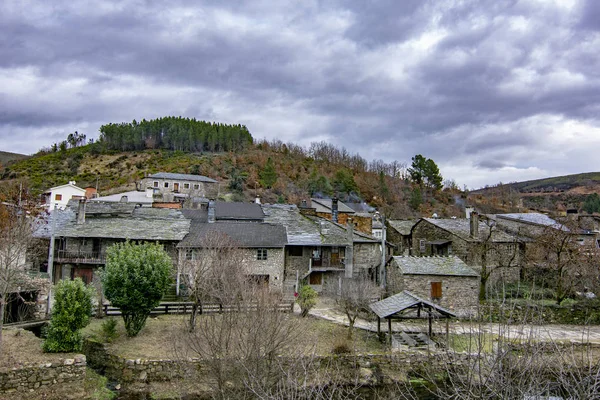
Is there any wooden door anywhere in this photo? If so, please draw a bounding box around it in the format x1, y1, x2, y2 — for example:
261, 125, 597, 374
309, 272, 322, 285
74, 267, 94, 285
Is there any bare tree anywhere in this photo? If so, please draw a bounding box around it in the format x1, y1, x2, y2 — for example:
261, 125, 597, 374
0, 204, 47, 357
526, 219, 600, 305
329, 273, 381, 337
178, 263, 303, 398
179, 232, 247, 329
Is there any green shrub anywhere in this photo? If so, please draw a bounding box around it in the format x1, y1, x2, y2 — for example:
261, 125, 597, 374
296, 285, 318, 317
43, 278, 94, 352
102, 241, 172, 337
101, 319, 119, 343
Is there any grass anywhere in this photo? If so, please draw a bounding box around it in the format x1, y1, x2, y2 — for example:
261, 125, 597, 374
0, 328, 78, 371
82, 313, 387, 360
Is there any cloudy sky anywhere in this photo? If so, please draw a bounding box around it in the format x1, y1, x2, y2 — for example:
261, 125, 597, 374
2, 0, 600, 189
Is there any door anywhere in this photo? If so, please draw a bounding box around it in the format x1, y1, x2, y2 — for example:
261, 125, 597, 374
74, 267, 94, 285
309, 272, 322, 285
173, 182, 180, 192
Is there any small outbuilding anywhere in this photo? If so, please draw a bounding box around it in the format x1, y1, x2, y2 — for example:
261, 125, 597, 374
387, 256, 480, 317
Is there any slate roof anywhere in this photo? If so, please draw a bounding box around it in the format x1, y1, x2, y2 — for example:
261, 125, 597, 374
392, 256, 479, 277
495, 213, 568, 231
148, 172, 217, 183
388, 220, 417, 236
421, 218, 518, 242
369, 291, 456, 319
91, 190, 153, 205
178, 221, 287, 248
214, 201, 264, 220
310, 198, 355, 214
35, 202, 189, 241
262, 204, 379, 246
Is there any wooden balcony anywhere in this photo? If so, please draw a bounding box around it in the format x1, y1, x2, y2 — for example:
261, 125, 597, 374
55, 250, 106, 265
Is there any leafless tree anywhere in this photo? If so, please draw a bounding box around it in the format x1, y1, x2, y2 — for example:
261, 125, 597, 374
391, 305, 600, 400
526, 219, 600, 305
469, 216, 526, 301
178, 231, 247, 329
329, 273, 381, 337
0, 204, 48, 357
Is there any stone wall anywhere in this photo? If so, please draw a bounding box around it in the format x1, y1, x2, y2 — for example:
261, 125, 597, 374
83, 338, 472, 391
0, 355, 86, 395
239, 247, 285, 290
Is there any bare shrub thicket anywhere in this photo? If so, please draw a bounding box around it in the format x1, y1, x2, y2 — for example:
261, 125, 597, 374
391, 303, 600, 400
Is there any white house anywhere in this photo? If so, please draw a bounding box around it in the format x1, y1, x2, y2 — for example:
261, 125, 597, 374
42, 181, 87, 210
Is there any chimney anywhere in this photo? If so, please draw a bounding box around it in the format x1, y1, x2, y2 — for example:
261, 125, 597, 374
146, 187, 154, 198
345, 218, 354, 278
69, 180, 76, 186
255, 195, 261, 205
332, 197, 339, 223
465, 206, 474, 219
208, 200, 216, 223
77, 199, 86, 224
470, 211, 479, 238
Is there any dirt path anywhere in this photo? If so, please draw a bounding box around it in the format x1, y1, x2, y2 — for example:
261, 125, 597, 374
305, 299, 600, 343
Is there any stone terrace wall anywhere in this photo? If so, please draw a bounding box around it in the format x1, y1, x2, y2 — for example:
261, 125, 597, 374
0, 355, 86, 395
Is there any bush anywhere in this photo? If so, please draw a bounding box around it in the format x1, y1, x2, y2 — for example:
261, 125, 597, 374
102, 241, 172, 337
296, 285, 318, 317
332, 338, 351, 354
101, 318, 119, 343
43, 278, 94, 352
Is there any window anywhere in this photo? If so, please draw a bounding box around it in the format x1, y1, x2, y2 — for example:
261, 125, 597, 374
289, 247, 303, 257
183, 183, 190, 189
55, 194, 62, 201
153, 181, 159, 188
193, 184, 199, 190
419, 239, 426, 253
185, 249, 196, 261
257, 248, 268, 260
164, 182, 169, 188
431, 282, 442, 300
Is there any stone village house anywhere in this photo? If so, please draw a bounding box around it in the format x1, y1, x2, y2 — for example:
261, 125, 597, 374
387, 256, 480, 317
410, 212, 527, 289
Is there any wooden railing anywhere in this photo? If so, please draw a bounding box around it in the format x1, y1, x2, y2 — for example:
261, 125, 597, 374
55, 250, 106, 264
96, 301, 295, 316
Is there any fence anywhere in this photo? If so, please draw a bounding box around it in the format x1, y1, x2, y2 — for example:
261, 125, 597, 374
96, 301, 295, 316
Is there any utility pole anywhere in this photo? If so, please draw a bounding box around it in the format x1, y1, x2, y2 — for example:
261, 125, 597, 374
46, 203, 57, 316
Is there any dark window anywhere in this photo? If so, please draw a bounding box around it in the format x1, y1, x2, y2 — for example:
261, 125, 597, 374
153, 181, 159, 188
193, 184, 199, 190
164, 182, 169, 188
431, 282, 442, 300
288, 247, 303, 257
309, 272, 323, 285
257, 248, 268, 260
183, 183, 190, 189
55, 194, 62, 201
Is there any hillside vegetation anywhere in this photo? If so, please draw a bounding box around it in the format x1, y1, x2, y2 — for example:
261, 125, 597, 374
469, 172, 600, 214
0, 151, 29, 166
0, 117, 461, 219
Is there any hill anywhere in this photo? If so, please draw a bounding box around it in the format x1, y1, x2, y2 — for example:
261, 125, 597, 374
0, 151, 29, 166
468, 172, 600, 214
0, 119, 461, 219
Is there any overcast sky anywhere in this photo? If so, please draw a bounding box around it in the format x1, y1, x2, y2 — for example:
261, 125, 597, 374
2, 0, 600, 189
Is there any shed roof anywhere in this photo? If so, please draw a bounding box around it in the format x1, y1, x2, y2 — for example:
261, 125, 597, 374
391, 256, 479, 277
148, 172, 217, 183
495, 213, 568, 231
178, 221, 287, 248
369, 291, 457, 319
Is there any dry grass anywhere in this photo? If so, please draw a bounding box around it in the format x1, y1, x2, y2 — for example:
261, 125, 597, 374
0, 328, 79, 371
83, 313, 386, 360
